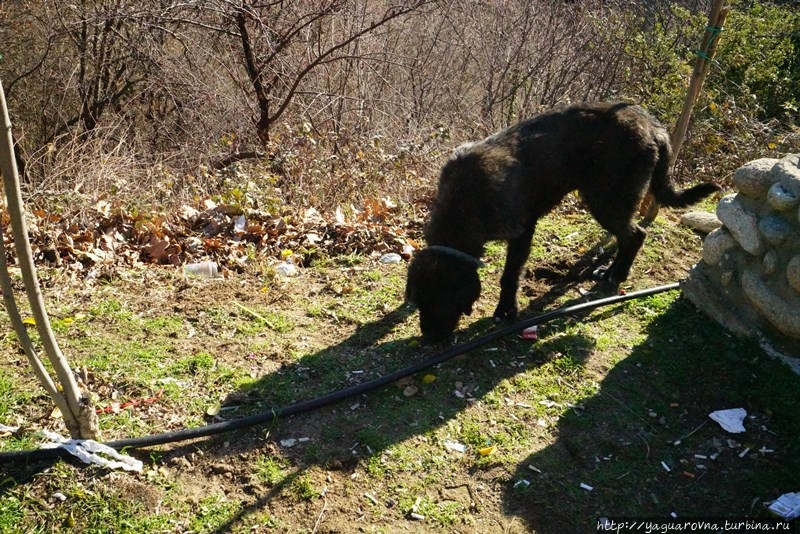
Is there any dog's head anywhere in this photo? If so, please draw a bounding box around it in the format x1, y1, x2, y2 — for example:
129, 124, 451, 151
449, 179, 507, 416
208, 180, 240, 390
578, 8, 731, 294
406, 248, 481, 342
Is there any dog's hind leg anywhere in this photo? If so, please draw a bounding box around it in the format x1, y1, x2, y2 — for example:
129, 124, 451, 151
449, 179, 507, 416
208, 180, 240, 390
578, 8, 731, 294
595, 223, 646, 285
584, 183, 648, 285
494, 228, 535, 322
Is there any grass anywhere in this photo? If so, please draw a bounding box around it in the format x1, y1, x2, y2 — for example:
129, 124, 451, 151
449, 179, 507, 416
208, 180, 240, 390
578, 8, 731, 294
0, 207, 799, 532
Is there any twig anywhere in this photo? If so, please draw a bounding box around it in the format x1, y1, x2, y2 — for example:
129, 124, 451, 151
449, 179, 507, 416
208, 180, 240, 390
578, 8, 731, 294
671, 420, 709, 446
311, 498, 328, 534
233, 300, 276, 329
637, 430, 651, 461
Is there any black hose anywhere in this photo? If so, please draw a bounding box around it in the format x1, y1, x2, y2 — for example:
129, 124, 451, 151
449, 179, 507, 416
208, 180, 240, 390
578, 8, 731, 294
0, 282, 680, 464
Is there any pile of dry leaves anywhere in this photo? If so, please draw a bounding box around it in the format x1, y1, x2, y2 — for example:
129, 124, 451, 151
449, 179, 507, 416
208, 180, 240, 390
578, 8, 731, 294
3, 196, 424, 277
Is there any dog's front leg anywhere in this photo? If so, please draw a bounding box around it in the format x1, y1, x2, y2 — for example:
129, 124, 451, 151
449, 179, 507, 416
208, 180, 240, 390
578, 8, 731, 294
493, 230, 534, 322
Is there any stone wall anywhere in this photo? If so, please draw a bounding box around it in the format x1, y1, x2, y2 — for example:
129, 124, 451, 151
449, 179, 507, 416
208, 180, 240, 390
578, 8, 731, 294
682, 154, 800, 355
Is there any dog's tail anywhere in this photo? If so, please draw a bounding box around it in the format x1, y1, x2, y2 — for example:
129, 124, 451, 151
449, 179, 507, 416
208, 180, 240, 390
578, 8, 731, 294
649, 138, 721, 208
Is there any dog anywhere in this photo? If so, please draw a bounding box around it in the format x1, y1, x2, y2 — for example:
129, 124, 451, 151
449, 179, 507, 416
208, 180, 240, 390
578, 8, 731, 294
406, 101, 720, 341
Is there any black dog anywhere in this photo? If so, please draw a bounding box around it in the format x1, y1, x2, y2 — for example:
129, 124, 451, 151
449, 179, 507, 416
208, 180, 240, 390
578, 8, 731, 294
406, 101, 720, 341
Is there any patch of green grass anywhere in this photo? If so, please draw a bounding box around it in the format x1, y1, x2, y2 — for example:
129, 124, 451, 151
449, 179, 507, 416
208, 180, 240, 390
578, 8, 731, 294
188, 494, 242, 533
0, 462, 173, 533
287, 474, 321, 501
88, 298, 133, 322
168, 351, 216, 376
256, 455, 289, 486
357, 425, 391, 453
0, 494, 23, 530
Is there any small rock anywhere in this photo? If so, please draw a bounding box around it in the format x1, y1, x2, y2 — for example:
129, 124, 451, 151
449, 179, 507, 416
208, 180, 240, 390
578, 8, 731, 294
733, 158, 780, 197
681, 211, 721, 233
758, 215, 793, 247
772, 155, 800, 197
716, 194, 764, 255
702, 227, 737, 266
767, 182, 799, 211
274, 262, 298, 277
403, 384, 419, 397
788, 255, 800, 294
742, 271, 800, 338
211, 463, 234, 475
763, 250, 780, 276
379, 253, 402, 264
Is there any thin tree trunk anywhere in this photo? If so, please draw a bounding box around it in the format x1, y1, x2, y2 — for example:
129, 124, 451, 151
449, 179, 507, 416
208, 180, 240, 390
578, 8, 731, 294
0, 78, 99, 439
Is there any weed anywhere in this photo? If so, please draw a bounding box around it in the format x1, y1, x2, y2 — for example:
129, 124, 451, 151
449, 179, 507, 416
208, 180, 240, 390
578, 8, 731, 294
189, 495, 241, 533
256, 455, 288, 486
288, 475, 321, 501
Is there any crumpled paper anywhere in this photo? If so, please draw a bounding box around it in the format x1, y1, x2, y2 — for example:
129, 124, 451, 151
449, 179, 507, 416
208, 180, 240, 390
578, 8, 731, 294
709, 408, 747, 433
769, 492, 800, 519
41, 430, 142, 472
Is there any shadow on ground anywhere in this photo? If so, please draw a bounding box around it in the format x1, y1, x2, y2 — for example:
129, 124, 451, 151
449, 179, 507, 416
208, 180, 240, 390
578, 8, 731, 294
503, 298, 800, 534
162, 255, 623, 532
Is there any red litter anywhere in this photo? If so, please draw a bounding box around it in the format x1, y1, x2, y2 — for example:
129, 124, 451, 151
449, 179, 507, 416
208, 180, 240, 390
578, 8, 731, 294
520, 325, 538, 340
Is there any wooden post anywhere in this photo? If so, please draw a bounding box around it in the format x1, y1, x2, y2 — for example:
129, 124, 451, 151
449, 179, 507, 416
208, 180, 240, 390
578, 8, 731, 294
643, 0, 728, 223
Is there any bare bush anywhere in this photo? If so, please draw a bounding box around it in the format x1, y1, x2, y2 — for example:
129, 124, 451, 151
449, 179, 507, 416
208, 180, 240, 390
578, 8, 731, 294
1, 0, 796, 216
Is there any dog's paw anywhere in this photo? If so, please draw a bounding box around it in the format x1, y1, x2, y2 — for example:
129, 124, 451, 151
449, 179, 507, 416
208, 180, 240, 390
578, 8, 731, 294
592, 265, 622, 286
592, 264, 610, 280
492, 304, 518, 324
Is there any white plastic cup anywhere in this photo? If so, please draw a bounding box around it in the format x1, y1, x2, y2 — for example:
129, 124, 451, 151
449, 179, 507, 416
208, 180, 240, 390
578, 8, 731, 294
184, 261, 219, 278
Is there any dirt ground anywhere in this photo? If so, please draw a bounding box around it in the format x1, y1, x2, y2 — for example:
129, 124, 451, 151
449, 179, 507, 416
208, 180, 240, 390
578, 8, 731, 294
3, 208, 800, 533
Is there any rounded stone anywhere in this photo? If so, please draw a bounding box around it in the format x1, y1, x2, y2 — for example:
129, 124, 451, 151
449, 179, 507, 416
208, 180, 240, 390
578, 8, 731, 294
741, 270, 800, 338
733, 158, 780, 198
772, 155, 800, 197
681, 211, 721, 234
758, 215, 793, 247
788, 255, 800, 294
702, 227, 737, 265
716, 194, 764, 256
766, 182, 798, 211
763, 249, 780, 276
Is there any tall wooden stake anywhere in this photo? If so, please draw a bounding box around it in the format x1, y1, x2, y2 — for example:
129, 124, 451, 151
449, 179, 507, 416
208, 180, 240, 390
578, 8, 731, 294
643, 0, 729, 223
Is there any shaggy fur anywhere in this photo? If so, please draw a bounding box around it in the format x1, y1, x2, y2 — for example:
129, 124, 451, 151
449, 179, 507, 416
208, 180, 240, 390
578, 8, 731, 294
406, 101, 720, 341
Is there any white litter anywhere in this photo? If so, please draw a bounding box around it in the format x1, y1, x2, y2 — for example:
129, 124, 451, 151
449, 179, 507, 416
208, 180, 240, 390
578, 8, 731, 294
0, 424, 20, 433
443, 440, 466, 453
184, 261, 219, 278
661, 461, 671, 472
580, 482, 594, 491
709, 408, 747, 433
768, 492, 800, 519
378, 253, 402, 264
274, 262, 298, 277
41, 430, 142, 472
234, 214, 246, 234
